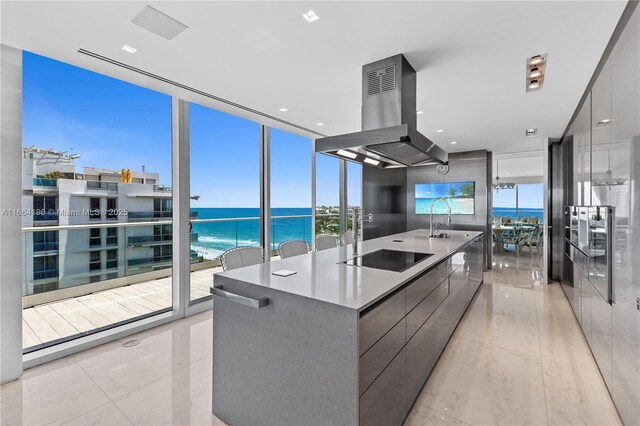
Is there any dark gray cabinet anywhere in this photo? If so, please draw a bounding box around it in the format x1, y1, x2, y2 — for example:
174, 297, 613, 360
358, 236, 484, 425
359, 347, 407, 426
359, 288, 406, 356
406, 282, 449, 404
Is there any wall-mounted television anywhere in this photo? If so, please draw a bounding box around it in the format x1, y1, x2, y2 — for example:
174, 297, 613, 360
415, 181, 475, 215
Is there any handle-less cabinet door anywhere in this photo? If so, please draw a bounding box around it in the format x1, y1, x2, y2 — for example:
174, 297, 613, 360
591, 55, 613, 207
570, 93, 591, 206
609, 7, 640, 426
359, 347, 407, 426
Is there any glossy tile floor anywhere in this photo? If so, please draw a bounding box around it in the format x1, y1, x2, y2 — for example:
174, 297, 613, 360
1, 250, 621, 425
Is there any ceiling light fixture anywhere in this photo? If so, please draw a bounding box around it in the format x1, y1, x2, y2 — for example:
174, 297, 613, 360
336, 149, 358, 159
316, 122, 324, 126
526, 128, 537, 136
526, 53, 547, 92
596, 118, 613, 127
416, 110, 424, 115
121, 45, 137, 53
363, 157, 380, 166
436, 129, 444, 133
450, 141, 457, 145
529, 67, 543, 79
279, 108, 288, 112
302, 10, 319, 22
529, 55, 545, 66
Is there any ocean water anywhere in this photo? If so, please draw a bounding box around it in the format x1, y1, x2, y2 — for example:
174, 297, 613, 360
190, 207, 312, 260
415, 198, 475, 215
492, 207, 544, 222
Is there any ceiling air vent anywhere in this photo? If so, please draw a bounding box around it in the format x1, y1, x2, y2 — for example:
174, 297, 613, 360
367, 65, 396, 96
131, 5, 189, 41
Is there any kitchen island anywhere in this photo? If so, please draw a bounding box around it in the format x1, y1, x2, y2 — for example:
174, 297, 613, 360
212, 229, 484, 426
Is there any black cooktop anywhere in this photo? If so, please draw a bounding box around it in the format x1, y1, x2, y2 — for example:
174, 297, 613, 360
342, 249, 434, 273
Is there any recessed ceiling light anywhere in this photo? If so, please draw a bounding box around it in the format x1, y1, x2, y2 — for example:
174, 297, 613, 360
316, 122, 324, 126
526, 128, 537, 136
529, 68, 543, 79
528, 80, 541, 90
302, 10, 319, 22
529, 55, 545, 66
416, 110, 424, 115
279, 108, 288, 112
450, 141, 457, 145
526, 54, 547, 92
596, 118, 613, 127
505, 172, 510, 175
121, 45, 137, 53
337, 149, 358, 159
436, 129, 444, 133
364, 157, 380, 166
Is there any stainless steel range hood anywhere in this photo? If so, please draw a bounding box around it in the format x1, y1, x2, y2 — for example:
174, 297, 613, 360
316, 54, 447, 168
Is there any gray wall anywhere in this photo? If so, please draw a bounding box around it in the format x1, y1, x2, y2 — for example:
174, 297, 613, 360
407, 151, 492, 270
362, 167, 407, 240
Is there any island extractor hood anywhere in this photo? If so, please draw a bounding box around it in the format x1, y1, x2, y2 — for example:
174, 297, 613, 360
315, 54, 448, 168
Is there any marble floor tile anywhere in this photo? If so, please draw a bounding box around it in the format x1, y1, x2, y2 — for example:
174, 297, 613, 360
542, 358, 621, 425
0, 357, 110, 425
416, 358, 549, 425
62, 402, 133, 426
113, 355, 224, 426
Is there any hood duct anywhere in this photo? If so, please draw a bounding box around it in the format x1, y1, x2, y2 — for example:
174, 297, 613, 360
315, 54, 447, 168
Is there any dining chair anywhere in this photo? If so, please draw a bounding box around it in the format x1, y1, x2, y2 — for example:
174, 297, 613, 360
220, 246, 264, 271
315, 235, 338, 251
278, 240, 310, 259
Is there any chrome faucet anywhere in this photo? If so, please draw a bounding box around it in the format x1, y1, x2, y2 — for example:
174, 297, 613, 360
429, 197, 452, 237
352, 208, 373, 255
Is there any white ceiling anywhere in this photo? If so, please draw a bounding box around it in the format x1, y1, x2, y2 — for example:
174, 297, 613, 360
1, 1, 627, 154
494, 151, 544, 179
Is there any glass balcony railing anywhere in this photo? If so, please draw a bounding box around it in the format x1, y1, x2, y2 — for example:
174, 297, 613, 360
87, 181, 118, 191
33, 241, 59, 252
21, 212, 347, 304
33, 178, 58, 187
33, 212, 59, 222
33, 269, 59, 280
127, 234, 172, 245
127, 255, 172, 267
153, 184, 172, 192
127, 211, 198, 221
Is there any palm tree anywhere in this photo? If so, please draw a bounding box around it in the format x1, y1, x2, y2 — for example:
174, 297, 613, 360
461, 183, 474, 198
447, 188, 457, 198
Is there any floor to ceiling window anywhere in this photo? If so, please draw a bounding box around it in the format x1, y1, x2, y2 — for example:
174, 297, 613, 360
315, 153, 340, 239
270, 128, 312, 256
492, 183, 543, 223
21, 51, 172, 352
347, 162, 363, 239
189, 103, 260, 301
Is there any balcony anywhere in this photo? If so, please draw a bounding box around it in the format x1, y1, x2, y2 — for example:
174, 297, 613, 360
127, 234, 172, 245
32, 178, 57, 187
127, 211, 172, 221
33, 212, 59, 222
153, 184, 172, 192
33, 269, 59, 280
127, 255, 172, 267
33, 242, 59, 252
87, 181, 118, 191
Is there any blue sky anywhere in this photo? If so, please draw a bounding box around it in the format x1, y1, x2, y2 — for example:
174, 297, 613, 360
493, 183, 543, 209
415, 182, 474, 199
23, 51, 356, 207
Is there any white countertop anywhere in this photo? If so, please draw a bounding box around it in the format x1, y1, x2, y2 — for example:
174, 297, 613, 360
214, 229, 483, 311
